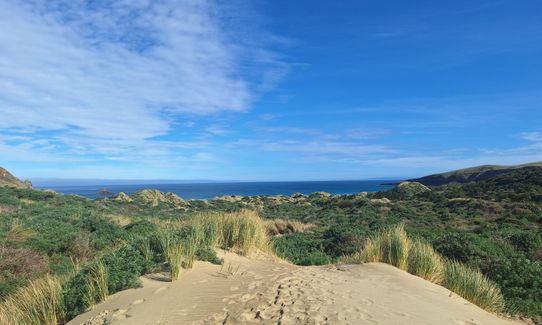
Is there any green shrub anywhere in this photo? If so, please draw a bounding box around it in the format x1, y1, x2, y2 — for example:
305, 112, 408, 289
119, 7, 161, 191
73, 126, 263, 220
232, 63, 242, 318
101, 245, 148, 292
81, 214, 125, 250
195, 247, 223, 265
274, 232, 332, 265
323, 224, 366, 258
487, 257, 542, 316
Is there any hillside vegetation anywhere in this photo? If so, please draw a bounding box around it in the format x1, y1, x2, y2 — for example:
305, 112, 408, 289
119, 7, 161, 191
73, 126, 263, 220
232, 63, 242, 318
0, 165, 541, 322
0, 167, 32, 189
409, 162, 542, 186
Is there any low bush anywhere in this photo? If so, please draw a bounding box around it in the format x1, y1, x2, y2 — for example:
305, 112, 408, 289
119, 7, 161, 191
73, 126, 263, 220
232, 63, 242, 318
101, 245, 149, 292
63, 261, 108, 319
274, 232, 332, 265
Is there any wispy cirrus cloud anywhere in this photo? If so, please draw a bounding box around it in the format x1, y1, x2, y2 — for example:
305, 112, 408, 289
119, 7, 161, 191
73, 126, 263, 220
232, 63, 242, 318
520, 132, 542, 142
0, 0, 287, 166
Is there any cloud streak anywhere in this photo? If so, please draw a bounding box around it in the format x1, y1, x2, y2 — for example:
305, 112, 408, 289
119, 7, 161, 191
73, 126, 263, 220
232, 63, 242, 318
0, 0, 286, 164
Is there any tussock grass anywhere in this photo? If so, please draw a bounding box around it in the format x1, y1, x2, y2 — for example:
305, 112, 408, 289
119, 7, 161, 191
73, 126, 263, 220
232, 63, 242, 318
5, 219, 35, 242
408, 239, 444, 284
135, 238, 153, 261
82, 262, 108, 307
265, 219, 314, 236
192, 210, 269, 255
386, 225, 410, 270
349, 225, 411, 270
166, 243, 183, 281
444, 260, 505, 313
340, 224, 505, 313
155, 210, 269, 280
157, 228, 183, 281
0, 275, 65, 325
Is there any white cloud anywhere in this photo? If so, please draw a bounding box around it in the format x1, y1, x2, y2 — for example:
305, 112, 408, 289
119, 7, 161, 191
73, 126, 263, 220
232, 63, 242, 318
0, 0, 287, 163
520, 132, 542, 142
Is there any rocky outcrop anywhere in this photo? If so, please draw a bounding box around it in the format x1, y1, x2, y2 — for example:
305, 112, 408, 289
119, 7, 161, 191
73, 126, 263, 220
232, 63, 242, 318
110, 192, 132, 203
308, 192, 331, 199
214, 195, 244, 202
394, 182, 430, 197
370, 197, 391, 205
130, 189, 186, 207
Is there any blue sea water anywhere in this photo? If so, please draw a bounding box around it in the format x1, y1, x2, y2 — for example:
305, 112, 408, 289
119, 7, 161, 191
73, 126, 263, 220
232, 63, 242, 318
34, 180, 398, 200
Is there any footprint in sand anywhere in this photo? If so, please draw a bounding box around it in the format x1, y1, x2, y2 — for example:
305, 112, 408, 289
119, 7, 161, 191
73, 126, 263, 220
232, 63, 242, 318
456, 321, 479, 325
361, 298, 374, 306
153, 286, 168, 294
110, 309, 129, 320
248, 280, 264, 290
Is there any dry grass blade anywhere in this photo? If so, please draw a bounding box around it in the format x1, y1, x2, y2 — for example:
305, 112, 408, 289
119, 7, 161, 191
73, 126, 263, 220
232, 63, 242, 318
0, 275, 65, 325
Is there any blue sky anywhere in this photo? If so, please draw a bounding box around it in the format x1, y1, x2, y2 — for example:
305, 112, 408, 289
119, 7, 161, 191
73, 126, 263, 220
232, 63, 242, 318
1, 0, 542, 181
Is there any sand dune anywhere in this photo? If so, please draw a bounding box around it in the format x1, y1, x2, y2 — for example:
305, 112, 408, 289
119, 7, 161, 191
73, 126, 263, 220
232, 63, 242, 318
68, 252, 519, 325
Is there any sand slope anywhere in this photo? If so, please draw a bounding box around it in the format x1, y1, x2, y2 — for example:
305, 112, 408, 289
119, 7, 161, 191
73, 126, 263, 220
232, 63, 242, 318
68, 252, 518, 325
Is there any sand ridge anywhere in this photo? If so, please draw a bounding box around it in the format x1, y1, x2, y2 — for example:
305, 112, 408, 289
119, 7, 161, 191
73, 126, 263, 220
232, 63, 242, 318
68, 251, 520, 325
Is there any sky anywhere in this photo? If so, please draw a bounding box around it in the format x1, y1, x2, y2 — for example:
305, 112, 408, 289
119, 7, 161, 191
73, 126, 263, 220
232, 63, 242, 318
1, 0, 542, 181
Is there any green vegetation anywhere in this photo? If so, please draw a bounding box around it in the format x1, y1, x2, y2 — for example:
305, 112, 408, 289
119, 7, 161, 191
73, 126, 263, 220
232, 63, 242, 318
0, 187, 272, 322
0, 165, 541, 321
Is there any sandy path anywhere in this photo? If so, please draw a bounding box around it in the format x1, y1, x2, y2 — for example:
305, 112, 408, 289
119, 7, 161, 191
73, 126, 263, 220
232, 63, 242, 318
68, 252, 518, 325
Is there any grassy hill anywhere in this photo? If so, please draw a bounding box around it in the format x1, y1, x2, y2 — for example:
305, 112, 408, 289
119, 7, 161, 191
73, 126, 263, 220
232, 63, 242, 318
0, 167, 32, 189
409, 161, 542, 186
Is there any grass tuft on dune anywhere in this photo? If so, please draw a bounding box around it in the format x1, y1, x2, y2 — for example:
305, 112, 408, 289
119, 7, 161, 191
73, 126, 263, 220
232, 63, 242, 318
444, 260, 505, 313
339, 224, 505, 314
192, 210, 270, 255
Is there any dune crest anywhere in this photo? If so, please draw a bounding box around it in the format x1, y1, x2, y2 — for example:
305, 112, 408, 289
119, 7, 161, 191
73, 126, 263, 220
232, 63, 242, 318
67, 251, 519, 325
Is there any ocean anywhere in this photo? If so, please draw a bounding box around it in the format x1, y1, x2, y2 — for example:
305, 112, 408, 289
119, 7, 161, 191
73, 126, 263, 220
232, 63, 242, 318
34, 180, 399, 200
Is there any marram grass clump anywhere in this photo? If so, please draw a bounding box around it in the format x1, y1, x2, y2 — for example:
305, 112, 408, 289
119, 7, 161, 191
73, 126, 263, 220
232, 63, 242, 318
342, 225, 414, 272
408, 239, 445, 284
339, 224, 505, 314
157, 227, 184, 281
192, 210, 269, 255
82, 261, 108, 308
157, 210, 269, 281
0, 275, 66, 325
444, 260, 505, 313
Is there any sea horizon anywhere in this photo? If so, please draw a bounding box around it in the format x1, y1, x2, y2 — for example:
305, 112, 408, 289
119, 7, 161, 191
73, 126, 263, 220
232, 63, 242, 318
34, 179, 401, 200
